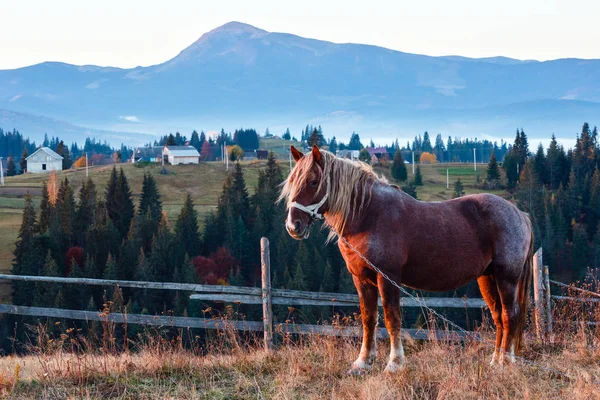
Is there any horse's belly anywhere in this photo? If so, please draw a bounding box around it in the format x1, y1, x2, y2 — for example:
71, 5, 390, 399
400, 260, 488, 292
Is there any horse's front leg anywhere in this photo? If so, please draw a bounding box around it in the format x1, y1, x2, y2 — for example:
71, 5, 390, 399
378, 274, 406, 373
348, 275, 378, 375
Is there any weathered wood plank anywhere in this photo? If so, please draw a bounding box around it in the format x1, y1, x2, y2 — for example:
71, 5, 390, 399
0, 304, 475, 341
190, 293, 486, 308
0, 274, 261, 295
0, 274, 486, 308
532, 248, 545, 340
0, 304, 263, 331
551, 295, 600, 303
261, 238, 273, 351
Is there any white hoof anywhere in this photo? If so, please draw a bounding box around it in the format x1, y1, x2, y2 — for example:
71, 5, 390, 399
347, 360, 372, 376
384, 361, 405, 374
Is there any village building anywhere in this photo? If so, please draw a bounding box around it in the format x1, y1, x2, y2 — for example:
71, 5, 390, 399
336, 150, 360, 160
162, 146, 200, 165
25, 147, 63, 173
132, 147, 163, 163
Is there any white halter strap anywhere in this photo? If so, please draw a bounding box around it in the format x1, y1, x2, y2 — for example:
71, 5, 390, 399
290, 176, 330, 220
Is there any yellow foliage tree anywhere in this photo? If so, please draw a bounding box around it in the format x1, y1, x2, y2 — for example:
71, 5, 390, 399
73, 156, 87, 168
419, 152, 438, 164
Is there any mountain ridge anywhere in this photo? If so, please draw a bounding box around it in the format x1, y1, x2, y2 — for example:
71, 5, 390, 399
1, 21, 599, 144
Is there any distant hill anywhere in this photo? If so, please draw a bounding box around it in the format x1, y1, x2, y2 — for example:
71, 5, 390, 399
0, 109, 155, 146
1, 21, 599, 143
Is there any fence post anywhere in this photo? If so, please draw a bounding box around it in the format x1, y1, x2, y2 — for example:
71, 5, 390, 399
261, 237, 273, 351
532, 248, 545, 340
543, 265, 553, 337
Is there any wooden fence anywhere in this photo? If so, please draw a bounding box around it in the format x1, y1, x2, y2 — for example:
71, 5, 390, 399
2, 240, 593, 348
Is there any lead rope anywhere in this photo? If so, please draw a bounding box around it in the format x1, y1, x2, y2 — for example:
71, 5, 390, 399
324, 222, 592, 384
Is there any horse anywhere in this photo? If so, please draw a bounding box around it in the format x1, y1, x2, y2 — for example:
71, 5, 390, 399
279, 145, 533, 374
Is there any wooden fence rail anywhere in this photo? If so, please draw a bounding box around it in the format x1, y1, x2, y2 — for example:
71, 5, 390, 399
1, 240, 568, 347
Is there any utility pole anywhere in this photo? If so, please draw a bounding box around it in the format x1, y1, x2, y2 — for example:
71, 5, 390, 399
225, 146, 229, 171
473, 148, 477, 171
0, 157, 4, 186
412, 151, 415, 174
447, 168, 449, 189
85, 152, 88, 177
289, 150, 292, 172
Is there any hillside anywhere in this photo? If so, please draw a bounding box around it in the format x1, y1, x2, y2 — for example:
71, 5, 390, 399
0, 159, 500, 290
1, 22, 600, 143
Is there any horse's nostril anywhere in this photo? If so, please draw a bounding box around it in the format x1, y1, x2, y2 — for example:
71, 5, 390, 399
294, 220, 302, 232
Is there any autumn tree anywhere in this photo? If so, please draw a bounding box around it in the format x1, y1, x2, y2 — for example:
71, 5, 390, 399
419, 152, 438, 164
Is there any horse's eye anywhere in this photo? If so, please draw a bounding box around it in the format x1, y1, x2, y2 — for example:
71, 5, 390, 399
310, 179, 318, 187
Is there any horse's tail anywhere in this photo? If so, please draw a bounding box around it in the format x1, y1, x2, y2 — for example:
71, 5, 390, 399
514, 212, 534, 354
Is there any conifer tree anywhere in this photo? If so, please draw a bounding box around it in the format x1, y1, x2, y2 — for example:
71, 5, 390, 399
453, 178, 465, 198
74, 177, 97, 245
391, 149, 407, 182
588, 168, 600, 238
533, 143, 548, 185
175, 193, 202, 258
6, 155, 16, 176
39, 182, 52, 234
486, 150, 501, 182
106, 167, 134, 239
414, 165, 423, 186
19, 148, 28, 173
12, 193, 40, 304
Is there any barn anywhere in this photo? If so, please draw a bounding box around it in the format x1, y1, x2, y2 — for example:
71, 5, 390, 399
162, 146, 200, 165
26, 147, 63, 173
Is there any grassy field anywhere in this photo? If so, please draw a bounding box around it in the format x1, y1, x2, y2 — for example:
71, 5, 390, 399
0, 322, 598, 399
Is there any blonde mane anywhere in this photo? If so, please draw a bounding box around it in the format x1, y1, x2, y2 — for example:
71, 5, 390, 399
279, 149, 388, 241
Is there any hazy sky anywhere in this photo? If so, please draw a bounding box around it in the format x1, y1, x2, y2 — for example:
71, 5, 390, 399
2, 0, 599, 69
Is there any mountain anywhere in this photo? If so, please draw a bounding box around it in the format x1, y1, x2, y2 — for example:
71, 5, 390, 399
0, 109, 156, 146
1, 21, 599, 144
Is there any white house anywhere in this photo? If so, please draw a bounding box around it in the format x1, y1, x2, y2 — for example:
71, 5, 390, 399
132, 147, 163, 163
162, 146, 200, 165
26, 147, 63, 173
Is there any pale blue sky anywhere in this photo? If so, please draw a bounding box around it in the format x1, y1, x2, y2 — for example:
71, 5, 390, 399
1, 0, 599, 69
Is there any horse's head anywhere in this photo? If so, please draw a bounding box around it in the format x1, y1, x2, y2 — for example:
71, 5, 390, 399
281, 145, 329, 240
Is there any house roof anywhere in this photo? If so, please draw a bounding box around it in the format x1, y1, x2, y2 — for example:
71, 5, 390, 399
164, 146, 200, 156
365, 147, 388, 155
135, 147, 162, 158
26, 147, 64, 161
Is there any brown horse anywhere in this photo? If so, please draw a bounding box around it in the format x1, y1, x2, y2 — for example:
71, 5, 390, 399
280, 145, 533, 374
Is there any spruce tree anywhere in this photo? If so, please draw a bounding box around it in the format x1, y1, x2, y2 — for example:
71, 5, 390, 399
391, 149, 408, 182
19, 148, 28, 174
486, 150, 501, 182
136, 172, 163, 253
175, 193, 202, 258
105, 167, 134, 239
6, 155, 16, 176
414, 165, 423, 186
533, 143, 548, 185
74, 177, 97, 245
453, 179, 465, 198
39, 182, 52, 234
588, 168, 600, 239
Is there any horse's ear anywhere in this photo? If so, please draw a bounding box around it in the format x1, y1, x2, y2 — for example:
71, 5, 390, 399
290, 146, 304, 162
311, 145, 322, 164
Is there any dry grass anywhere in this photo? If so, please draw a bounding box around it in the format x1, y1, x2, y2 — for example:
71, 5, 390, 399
1, 333, 599, 399
1, 307, 599, 400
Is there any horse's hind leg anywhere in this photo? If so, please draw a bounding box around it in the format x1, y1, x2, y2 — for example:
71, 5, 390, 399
348, 275, 378, 374
477, 275, 503, 366
378, 274, 405, 373
495, 276, 520, 364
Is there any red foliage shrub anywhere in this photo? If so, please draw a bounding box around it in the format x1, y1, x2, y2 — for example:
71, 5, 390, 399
193, 247, 240, 284
65, 246, 84, 274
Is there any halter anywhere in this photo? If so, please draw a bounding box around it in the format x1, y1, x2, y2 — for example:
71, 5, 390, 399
290, 175, 330, 220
